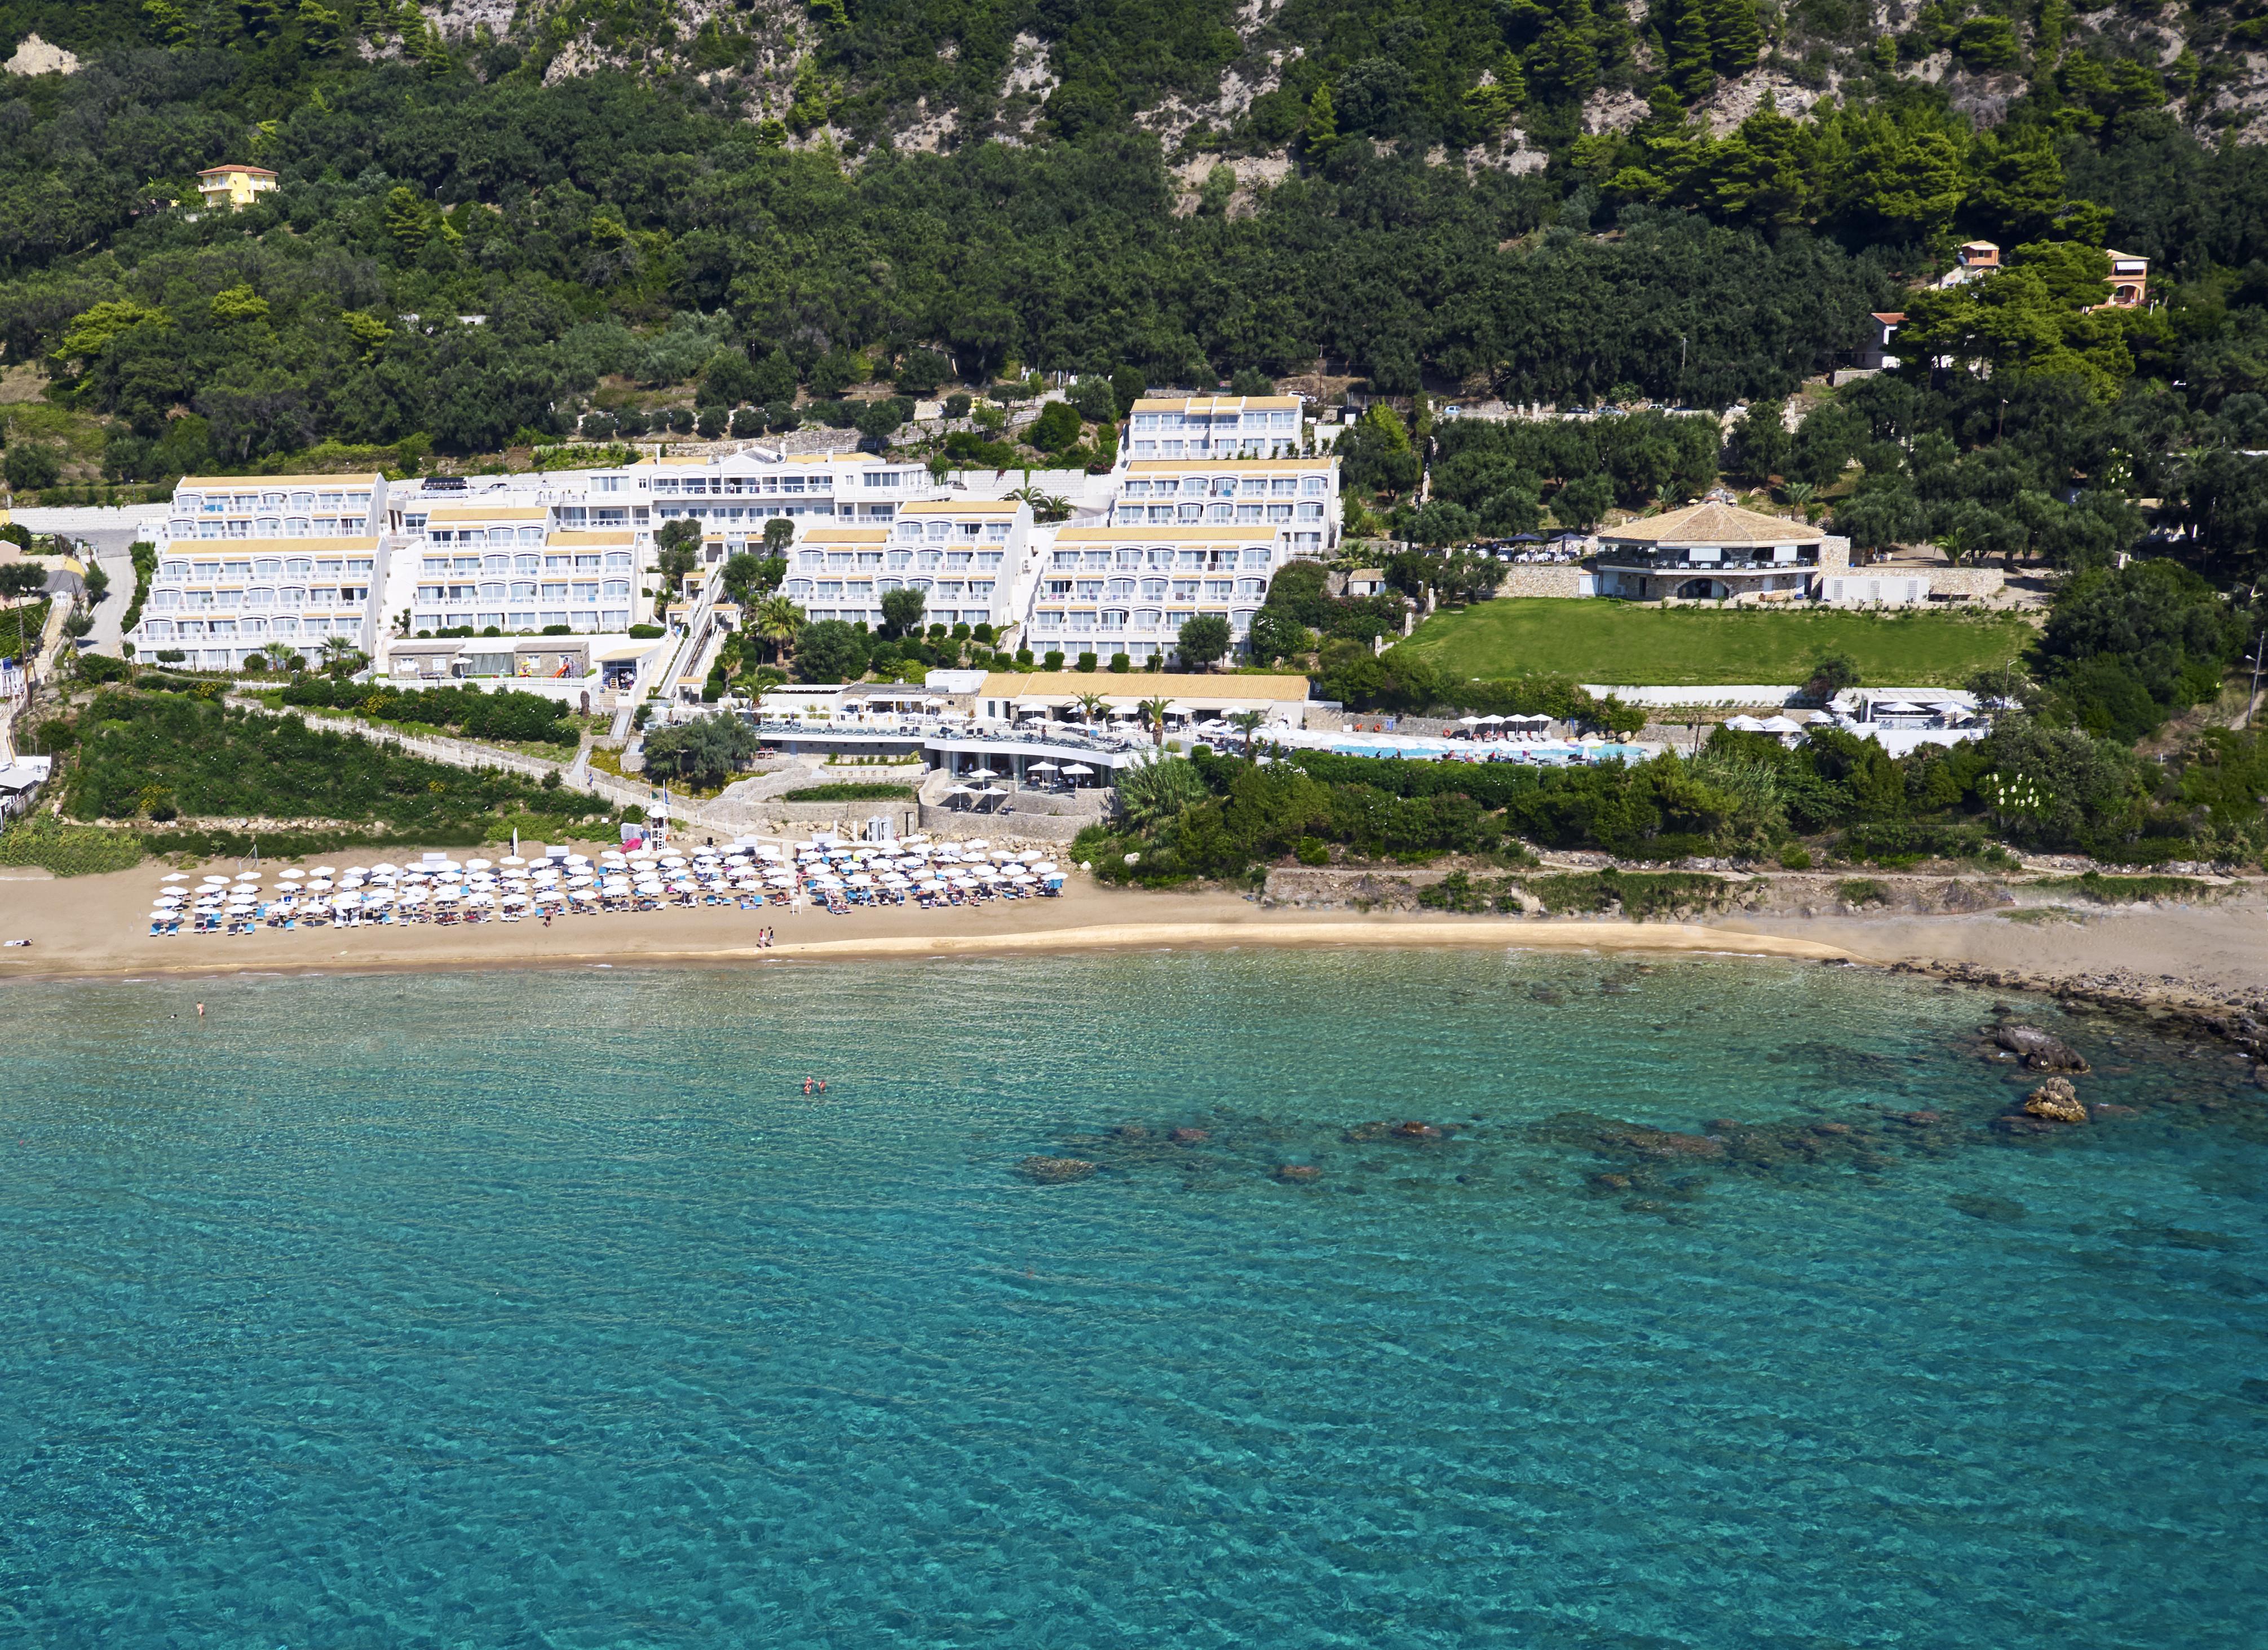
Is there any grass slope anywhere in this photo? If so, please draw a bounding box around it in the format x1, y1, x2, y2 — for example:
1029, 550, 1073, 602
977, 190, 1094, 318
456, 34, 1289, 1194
1405, 600, 2031, 688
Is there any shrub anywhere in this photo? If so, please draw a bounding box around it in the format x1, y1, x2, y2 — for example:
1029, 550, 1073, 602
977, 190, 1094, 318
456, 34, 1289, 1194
0, 817, 144, 877
781, 782, 916, 802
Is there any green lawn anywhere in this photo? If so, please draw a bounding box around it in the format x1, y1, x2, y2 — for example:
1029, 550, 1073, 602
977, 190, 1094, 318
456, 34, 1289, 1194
1404, 599, 2032, 688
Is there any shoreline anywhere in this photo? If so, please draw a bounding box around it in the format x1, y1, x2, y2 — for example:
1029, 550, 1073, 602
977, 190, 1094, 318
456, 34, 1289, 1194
3, 862, 2259, 1056
0, 915, 1861, 986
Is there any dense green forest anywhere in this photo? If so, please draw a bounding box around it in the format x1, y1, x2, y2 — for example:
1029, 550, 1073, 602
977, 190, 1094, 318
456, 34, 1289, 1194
7, 0, 2268, 491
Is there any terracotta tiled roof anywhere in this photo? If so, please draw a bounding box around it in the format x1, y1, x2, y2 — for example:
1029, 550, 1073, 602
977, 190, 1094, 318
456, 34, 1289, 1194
1598, 500, 1823, 547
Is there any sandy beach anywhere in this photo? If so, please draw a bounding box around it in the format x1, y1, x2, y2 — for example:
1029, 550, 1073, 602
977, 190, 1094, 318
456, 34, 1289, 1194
3, 853, 2261, 1015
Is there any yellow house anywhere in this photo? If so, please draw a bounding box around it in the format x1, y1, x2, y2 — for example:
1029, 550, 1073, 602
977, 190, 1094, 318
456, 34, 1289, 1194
195, 165, 278, 211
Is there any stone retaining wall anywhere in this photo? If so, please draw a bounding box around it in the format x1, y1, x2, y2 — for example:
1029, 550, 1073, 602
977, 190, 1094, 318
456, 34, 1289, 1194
1491, 564, 1591, 598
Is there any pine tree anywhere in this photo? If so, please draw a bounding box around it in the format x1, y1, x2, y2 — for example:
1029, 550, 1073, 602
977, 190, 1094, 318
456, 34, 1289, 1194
1666, 0, 1716, 101
1305, 83, 1339, 160
1704, 0, 1763, 75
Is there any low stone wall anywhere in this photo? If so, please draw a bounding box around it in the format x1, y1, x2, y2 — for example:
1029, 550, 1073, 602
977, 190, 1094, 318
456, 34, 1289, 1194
1491, 564, 1591, 598
1929, 565, 2006, 598
915, 802, 1092, 844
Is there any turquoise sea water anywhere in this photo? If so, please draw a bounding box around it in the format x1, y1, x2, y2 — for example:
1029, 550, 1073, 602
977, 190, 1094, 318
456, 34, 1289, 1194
1, 952, 2263, 1649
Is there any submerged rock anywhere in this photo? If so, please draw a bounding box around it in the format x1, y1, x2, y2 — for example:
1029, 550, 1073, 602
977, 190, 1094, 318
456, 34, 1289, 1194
2023, 1077, 2088, 1125
1949, 1193, 2029, 1223
1019, 1156, 1098, 1183
1606, 1127, 1726, 1160
1168, 1127, 1210, 1144
1274, 1164, 1321, 1183
1393, 1120, 1444, 1140
1994, 1024, 2092, 1073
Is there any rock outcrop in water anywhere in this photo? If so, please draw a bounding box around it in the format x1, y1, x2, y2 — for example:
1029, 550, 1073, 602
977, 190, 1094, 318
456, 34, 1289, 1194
2022, 1077, 2088, 1123
1019, 1156, 1098, 1183
1992, 1024, 2092, 1073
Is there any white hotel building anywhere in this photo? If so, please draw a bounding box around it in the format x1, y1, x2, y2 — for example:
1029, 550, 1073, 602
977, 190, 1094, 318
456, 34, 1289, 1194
128, 474, 387, 669
129, 404, 1339, 674
785, 497, 1034, 633
1024, 453, 1339, 664
1125, 395, 1306, 459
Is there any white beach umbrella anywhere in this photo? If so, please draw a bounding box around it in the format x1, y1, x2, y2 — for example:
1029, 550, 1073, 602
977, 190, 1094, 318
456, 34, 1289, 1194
963, 838, 989, 850
161, 872, 189, 883
1061, 764, 1093, 777
371, 861, 399, 874
500, 855, 525, 866
200, 875, 229, 886
466, 857, 492, 871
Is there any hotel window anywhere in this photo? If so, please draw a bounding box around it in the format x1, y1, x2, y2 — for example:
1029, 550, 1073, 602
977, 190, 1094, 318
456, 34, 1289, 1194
284, 558, 312, 576
285, 516, 311, 536
1210, 477, 1237, 498
1297, 502, 1324, 520
572, 582, 599, 601
1237, 504, 1263, 523
1068, 612, 1095, 632
246, 586, 274, 607
604, 552, 633, 570
1236, 577, 1267, 598
1134, 608, 1162, 629
1106, 577, 1135, 599
279, 586, 307, 608
1172, 579, 1199, 600
602, 579, 630, 598
1034, 611, 1062, 630
541, 582, 568, 600
1267, 503, 1293, 523
1045, 580, 1072, 596
289, 491, 315, 511
1204, 580, 1234, 600
510, 581, 538, 601
1301, 476, 1324, 494
541, 611, 569, 629
255, 516, 281, 537
1100, 610, 1128, 631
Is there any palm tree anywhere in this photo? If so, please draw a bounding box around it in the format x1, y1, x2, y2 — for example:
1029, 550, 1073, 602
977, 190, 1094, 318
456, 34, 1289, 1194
1783, 481, 1817, 520
1073, 691, 1108, 725
754, 595, 803, 666
1010, 485, 1073, 524
1136, 694, 1171, 747
1228, 708, 1265, 746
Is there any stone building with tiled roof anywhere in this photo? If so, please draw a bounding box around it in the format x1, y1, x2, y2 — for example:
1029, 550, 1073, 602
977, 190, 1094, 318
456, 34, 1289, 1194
1594, 501, 1847, 603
